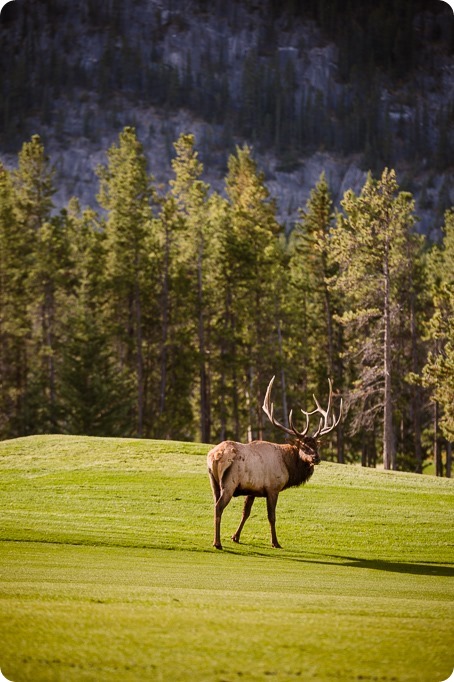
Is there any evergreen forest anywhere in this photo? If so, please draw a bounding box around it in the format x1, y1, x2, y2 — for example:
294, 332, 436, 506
0, 129, 453, 475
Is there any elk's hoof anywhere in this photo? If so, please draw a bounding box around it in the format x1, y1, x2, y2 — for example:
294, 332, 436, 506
231, 535, 240, 543
272, 542, 282, 549
213, 542, 223, 550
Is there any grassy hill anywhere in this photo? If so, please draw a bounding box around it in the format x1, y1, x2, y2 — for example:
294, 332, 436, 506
0, 435, 453, 681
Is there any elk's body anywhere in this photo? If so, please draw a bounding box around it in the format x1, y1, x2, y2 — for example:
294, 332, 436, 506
207, 376, 342, 549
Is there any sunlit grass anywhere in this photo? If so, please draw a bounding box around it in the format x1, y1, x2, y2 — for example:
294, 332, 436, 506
0, 435, 453, 681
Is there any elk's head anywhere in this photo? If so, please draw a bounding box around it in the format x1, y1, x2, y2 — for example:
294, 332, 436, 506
262, 376, 342, 464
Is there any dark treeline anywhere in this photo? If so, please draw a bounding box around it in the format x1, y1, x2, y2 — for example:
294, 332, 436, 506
0, 129, 453, 474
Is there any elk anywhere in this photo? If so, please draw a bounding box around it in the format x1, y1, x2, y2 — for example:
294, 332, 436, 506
207, 376, 342, 549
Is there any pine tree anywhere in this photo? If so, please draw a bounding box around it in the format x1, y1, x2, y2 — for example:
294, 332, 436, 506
12, 135, 59, 433
204, 191, 235, 440
397, 228, 428, 473
97, 126, 157, 437
331, 168, 418, 470
0, 164, 27, 437
152, 194, 196, 440
223, 144, 285, 441
59, 199, 132, 436
169, 133, 212, 442
13, 134, 55, 234
422, 209, 454, 474
29, 212, 72, 430
289, 173, 345, 461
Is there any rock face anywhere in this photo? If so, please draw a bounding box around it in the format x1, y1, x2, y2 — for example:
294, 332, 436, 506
0, 0, 453, 235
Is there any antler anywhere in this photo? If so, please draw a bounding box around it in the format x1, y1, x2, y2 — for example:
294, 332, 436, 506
262, 376, 295, 438
263, 376, 343, 440
308, 378, 343, 438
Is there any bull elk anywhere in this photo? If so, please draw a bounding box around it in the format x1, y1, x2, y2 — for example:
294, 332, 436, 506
207, 376, 342, 549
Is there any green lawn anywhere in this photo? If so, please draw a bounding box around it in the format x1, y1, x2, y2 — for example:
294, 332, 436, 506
0, 435, 453, 682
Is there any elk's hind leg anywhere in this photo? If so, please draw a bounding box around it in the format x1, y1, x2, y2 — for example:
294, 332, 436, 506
212, 486, 235, 550
266, 492, 281, 548
209, 470, 235, 550
208, 456, 236, 550
208, 472, 226, 549
208, 471, 221, 502
232, 495, 255, 543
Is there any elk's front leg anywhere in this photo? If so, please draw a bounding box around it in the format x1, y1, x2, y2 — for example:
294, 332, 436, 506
266, 492, 281, 548
232, 495, 255, 543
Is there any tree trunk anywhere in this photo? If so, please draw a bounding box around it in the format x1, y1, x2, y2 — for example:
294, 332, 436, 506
256, 378, 264, 441
276, 315, 289, 429
159, 226, 170, 419
383, 241, 396, 470
336, 425, 345, 464
434, 401, 443, 477
197, 245, 210, 443
43, 282, 56, 430
369, 434, 377, 468
219, 362, 227, 442
333, 325, 345, 464
227, 291, 240, 441
410, 283, 423, 473
336, 325, 345, 463
134, 278, 144, 438
246, 366, 254, 443
361, 434, 367, 467
323, 280, 335, 379
232, 363, 240, 441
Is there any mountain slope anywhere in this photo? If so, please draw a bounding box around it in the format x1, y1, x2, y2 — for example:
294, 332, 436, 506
0, 0, 453, 233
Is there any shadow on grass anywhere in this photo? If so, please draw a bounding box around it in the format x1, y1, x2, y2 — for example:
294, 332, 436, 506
3, 537, 453, 577
337, 557, 454, 577
240, 547, 454, 576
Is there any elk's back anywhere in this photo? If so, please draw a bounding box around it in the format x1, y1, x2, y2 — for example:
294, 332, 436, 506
207, 440, 289, 495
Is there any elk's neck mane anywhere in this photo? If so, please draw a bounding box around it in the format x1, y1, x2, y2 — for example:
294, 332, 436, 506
283, 441, 316, 490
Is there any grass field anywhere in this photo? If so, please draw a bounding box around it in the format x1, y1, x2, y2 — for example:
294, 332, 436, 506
0, 435, 453, 682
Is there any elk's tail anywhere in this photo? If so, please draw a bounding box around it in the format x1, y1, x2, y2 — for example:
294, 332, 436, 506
207, 442, 236, 485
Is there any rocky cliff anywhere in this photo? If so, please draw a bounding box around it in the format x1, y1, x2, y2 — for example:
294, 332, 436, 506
1, 0, 453, 235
